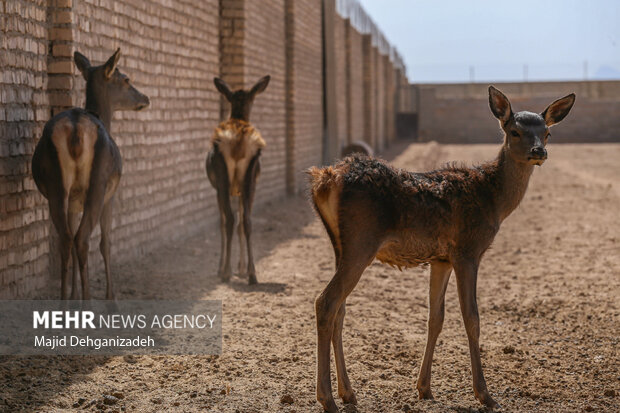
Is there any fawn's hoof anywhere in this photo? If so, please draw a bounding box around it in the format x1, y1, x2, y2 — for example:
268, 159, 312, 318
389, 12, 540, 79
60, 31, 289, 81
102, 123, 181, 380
248, 273, 257, 285
477, 391, 501, 410
219, 270, 231, 282
341, 391, 357, 405
318, 397, 339, 413
417, 387, 434, 400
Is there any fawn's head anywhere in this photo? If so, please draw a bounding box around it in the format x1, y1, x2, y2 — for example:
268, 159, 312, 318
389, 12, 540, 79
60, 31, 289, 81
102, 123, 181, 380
489, 86, 575, 165
74, 48, 150, 112
214, 76, 271, 122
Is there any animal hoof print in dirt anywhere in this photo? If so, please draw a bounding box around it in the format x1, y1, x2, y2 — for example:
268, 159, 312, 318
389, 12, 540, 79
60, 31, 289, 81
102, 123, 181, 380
248, 273, 257, 285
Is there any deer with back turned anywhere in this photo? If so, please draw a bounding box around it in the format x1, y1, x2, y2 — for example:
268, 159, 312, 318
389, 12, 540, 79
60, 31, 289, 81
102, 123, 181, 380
32, 49, 149, 300
206, 75, 270, 284
308, 86, 575, 411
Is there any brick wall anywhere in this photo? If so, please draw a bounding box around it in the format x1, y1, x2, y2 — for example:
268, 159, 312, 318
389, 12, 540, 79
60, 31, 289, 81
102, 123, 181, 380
244, 0, 287, 202
374, 47, 385, 151
362, 34, 375, 148
69, 0, 221, 271
0, 0, 50, 297
384, 55, 395, 144
0, 0, 408, 297
288, 0, 323, 188
417, 81, 620, 143
347, 24, 364, 145
333, 14, 348, 148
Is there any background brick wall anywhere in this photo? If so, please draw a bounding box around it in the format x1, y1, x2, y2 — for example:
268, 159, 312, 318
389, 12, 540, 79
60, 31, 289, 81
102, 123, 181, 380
384, 54, 395, 144
69, 0, 221, 273
0, 0, 50, 297
288, 0, 323, 189
347, 24, 364, 145
0, 0, 408, 297
374, 47, 385, 151
333, 14, 348, 149
417, 81, 620, 143
362, 34, 375, 149
243, 0, 287, 203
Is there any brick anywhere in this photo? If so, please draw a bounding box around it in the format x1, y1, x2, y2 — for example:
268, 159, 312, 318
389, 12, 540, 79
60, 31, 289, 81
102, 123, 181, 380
52, 43, 73, 57
50, 28, 73, 41
48, 60, 73, 74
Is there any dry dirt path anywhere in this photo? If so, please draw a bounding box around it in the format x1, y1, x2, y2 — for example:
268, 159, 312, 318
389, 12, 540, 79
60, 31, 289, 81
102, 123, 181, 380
1, 142, 618, 413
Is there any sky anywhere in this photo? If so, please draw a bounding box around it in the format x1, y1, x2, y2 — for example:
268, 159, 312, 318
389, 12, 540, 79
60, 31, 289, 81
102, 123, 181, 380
357, 0, 620, 83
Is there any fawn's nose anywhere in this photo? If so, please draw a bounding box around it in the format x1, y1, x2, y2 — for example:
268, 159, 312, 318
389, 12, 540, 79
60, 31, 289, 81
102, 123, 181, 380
530, 146, 547, 159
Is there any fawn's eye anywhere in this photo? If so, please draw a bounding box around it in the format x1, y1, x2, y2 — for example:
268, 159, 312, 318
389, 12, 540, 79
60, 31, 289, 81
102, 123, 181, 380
510, 130, 520, 137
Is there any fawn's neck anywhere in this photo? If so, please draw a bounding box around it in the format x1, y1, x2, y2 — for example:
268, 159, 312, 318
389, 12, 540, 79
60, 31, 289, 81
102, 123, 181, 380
494, 144, 534, 221
84, 84, 112, 131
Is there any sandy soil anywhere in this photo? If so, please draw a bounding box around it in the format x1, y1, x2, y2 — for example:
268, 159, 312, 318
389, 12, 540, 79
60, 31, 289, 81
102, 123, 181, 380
1, 142, 618, 413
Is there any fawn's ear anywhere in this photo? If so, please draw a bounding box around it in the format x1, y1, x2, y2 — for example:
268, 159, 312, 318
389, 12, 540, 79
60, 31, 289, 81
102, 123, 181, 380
541, 93, 576, 126
488, 86, 513, 124
250, 75, 270, 96
103, 48, 121, 80
213, 77, 233, 101
74, 51, 91, 80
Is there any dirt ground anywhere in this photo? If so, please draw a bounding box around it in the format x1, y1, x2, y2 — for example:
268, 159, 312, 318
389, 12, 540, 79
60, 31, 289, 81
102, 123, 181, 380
1, 141, 619, 413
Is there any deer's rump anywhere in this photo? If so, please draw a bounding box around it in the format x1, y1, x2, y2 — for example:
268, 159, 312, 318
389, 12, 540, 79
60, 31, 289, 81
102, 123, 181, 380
211, 119, 265, 196
32, 108, 121, 213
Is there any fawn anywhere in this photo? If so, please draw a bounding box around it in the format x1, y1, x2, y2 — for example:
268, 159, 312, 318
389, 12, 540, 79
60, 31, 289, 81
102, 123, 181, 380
308, 86, 575, 411
206, 76, 270, 284
32, 49, 149, 299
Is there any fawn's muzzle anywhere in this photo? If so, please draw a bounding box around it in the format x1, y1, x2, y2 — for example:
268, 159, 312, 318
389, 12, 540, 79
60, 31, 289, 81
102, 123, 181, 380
528, 146, 547, 165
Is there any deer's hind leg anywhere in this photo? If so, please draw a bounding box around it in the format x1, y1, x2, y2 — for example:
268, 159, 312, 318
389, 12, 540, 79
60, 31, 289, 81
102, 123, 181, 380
68, 211, 81, 299
315, 200, 384, 412
100, 196, 116, 300
74, 142, 113, 300
207, 148, 234, 282
48, 194, 73, 300
332, 300, 356, 404
237, 197, 246, 276
240, 154, 260, 285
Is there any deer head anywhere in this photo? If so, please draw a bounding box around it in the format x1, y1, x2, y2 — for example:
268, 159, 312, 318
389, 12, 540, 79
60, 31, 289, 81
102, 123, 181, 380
489, 86, 575, 166
213, 75, 271, 122
74, 48, 150, 114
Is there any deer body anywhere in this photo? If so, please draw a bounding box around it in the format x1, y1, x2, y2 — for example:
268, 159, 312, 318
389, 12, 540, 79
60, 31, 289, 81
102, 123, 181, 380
206, 76, 270, 284
309, 86, 575, 412
32, 49, 149, 300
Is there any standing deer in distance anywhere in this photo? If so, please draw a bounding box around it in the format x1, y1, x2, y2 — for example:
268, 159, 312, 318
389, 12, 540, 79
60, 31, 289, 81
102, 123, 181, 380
309, 86, 575, 412
206, 75, 270, 285
32, 48, 150, 300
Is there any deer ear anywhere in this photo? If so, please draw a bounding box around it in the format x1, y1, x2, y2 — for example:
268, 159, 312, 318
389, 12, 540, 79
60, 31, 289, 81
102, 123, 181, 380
103, 48, 121, 80
250, 75, 270, 96
541, 93, 576, 126
488, 86, 513, 124
213, 77, 233, 101
74, 51, 91, 80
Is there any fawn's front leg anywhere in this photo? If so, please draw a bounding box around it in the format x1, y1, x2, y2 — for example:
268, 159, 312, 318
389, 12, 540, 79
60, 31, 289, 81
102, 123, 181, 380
417, 260, 452, 399
453, 256, 500, 409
